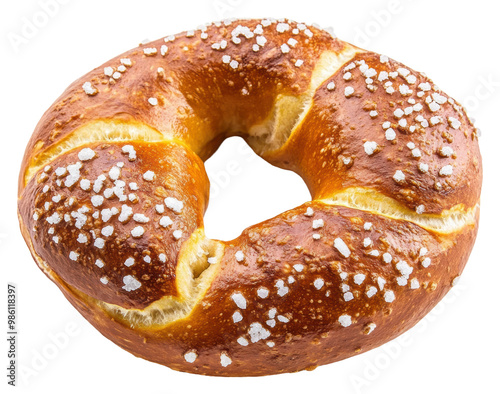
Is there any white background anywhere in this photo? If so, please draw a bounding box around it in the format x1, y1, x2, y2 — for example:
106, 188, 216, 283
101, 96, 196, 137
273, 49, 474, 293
2, 0, 499, 393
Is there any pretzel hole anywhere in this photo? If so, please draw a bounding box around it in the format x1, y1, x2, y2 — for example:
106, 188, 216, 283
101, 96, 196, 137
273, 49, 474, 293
203, 136, 311, 241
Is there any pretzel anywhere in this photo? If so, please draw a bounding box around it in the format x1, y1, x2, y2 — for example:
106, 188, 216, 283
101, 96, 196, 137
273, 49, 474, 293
17, 18, 482, 376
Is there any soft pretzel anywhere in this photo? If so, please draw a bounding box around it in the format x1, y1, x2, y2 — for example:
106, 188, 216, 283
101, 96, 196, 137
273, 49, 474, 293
18, 18, 481, 376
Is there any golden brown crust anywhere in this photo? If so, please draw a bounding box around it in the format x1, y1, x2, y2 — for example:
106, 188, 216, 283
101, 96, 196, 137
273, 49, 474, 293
268, 51, 482, 214
47, 202, 478, 376
18, 19, 343, 193
17, 17, 481, 376
19, 141, 208, 308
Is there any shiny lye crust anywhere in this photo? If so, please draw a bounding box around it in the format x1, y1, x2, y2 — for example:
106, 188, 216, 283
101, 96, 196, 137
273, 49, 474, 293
18, 18, 482, 376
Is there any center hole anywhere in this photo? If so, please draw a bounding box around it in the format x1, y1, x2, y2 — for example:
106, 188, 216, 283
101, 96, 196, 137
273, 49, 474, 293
203, 137, 311, 241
